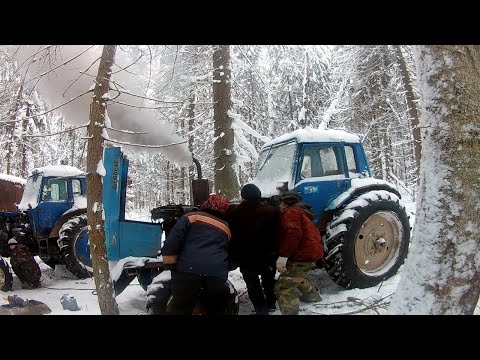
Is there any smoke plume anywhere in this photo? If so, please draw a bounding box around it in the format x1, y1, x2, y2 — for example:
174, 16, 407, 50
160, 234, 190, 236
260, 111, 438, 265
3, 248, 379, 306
9, 45, 192, 166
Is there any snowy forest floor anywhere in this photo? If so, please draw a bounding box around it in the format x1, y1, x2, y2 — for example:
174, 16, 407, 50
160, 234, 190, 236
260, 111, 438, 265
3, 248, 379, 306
5, 259, 478, 315
2, 201, 479, 315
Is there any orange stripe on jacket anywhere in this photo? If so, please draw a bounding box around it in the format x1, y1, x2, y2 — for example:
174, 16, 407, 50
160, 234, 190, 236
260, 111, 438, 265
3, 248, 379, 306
162, 255, 178, 265
186, 214, 231, 240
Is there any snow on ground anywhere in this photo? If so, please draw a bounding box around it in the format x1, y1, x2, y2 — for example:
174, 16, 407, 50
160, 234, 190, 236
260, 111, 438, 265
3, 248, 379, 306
2, 200, 479, 315
3, 257, 401, 315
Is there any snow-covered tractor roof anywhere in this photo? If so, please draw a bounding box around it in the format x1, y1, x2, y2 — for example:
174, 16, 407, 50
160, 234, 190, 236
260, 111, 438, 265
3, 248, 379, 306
30, 165, 85, 178
262, 127, 361, 149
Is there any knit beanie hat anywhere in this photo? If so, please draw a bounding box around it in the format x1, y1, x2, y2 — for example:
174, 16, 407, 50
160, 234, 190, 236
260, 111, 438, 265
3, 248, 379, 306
240, 183, 262, 202
200, 194, 230, 215
8, 238, 18, 245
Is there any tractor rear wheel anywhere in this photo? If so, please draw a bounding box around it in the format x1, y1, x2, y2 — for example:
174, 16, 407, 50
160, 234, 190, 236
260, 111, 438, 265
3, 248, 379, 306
146, 273, 239, 315
323, 190, 410, 289
58, 214, 91, 279
0, 256, 13, 292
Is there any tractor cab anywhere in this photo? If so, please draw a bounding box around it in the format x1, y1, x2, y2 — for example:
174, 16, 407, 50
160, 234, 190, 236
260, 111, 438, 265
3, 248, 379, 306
18, 166, 87, 239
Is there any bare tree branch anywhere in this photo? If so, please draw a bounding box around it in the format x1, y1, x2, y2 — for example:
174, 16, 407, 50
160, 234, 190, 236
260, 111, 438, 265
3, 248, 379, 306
0, 88, 92, 123
109, 81, 183, 104
103, 136, 188, 149
23, 123, 88, 137
105, 126, 148, 135
111, 51, 143, 75
62, 56, 102, 97
26, 46, 95, 84
110, 99, 181, 110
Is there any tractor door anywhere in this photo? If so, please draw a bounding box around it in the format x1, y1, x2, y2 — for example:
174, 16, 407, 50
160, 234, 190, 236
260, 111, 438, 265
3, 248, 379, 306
294, 143, 351, 221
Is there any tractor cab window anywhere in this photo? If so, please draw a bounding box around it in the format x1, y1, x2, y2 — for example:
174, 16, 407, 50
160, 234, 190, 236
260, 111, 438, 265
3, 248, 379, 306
42, 179, 68, 201
72, 179, 82, 196
345, 146, 357, 173
320, 148, 340, 176
300, 156, 312, 179
300, 146, 343, 179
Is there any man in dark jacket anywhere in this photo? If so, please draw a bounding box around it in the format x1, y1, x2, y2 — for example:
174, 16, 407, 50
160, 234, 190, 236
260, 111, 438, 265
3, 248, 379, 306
275, 191, 323, 315
8, 238, 41, 289
161, 194, 231, 315
227, 183, 280, 315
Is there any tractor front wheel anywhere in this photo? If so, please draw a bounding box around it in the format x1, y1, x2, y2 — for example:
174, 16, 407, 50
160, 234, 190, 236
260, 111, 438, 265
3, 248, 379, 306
323, 190, 411, 289
58, 214, 91, 279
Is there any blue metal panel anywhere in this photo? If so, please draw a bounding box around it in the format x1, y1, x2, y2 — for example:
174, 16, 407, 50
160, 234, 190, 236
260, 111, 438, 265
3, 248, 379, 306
118, 221, 162, 259
295, 180, 350, 222
103, 146, 163, 261
103, 147, 123, 260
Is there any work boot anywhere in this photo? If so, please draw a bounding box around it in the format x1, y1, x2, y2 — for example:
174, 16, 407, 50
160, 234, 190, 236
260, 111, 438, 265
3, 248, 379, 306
267, 302, 277, 312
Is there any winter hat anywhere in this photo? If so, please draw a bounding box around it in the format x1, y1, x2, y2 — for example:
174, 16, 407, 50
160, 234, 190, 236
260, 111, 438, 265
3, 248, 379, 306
280, 191, 302, 205
8, 238, 18, 245
241, 183, 261, 202
200, 194, 230, 215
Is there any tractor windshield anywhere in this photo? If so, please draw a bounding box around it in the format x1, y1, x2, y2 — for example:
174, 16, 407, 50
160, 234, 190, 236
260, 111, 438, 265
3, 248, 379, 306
18, 175, 42, 210
253, 141, 297, 197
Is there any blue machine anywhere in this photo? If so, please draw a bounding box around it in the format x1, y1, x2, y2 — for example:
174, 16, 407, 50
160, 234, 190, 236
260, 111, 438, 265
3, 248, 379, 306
103, 146, 162, 260
251, 128, 410, 290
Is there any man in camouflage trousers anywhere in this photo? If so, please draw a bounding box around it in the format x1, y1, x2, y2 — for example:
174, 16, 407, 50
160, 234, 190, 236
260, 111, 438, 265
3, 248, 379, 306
275, 191, 323, 315
8, 238, 41, 289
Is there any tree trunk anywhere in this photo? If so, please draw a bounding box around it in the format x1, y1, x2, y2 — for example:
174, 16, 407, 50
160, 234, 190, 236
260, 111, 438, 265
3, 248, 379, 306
165, 161, 170, 203
188, 93, 195, 204
394, 45, 422, 182
20, 106, 29, 178
70, 128, 76, 166
86, 45, 119, 315
212, 45, 239, 198
5, 84, 23, 175
388, 45, 480, 315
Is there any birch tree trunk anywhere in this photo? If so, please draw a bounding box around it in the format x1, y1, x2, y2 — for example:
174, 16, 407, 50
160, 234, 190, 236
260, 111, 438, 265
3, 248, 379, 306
388, 45, 480, 315
212, 45, 239, 198
86, 45, 119, 315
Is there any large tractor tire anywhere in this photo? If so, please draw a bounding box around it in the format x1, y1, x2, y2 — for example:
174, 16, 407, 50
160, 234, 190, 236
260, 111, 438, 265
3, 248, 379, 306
138, 268, 162, 291
0, 256, 13, 292
322, 190, 410, 289
58, 214, 91, 279
146, 272, 239, 315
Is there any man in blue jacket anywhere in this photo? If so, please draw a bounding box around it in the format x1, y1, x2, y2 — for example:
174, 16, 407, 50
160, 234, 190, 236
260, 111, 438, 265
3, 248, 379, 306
161, 194, 231, 315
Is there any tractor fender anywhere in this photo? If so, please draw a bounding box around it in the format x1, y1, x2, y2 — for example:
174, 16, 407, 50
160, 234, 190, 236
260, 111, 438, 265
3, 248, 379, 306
49, 208, 87, 239
326, 178, 401, 212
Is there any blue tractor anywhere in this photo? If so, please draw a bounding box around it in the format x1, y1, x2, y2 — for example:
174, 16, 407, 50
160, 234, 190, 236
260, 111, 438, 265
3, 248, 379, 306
0, 149, 204, 291
251, 128, 411, 289
0, 147, 239, 314
0, 166, 89, 281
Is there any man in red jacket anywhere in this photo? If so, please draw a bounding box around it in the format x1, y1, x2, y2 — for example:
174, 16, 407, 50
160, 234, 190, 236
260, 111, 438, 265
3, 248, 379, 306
275, 191, 323, 315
